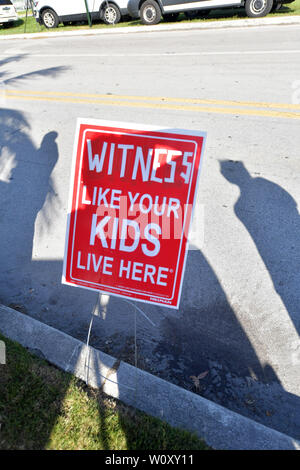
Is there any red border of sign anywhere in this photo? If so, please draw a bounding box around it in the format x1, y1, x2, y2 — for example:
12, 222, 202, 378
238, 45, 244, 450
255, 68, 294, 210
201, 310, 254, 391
62, 119, 206, 309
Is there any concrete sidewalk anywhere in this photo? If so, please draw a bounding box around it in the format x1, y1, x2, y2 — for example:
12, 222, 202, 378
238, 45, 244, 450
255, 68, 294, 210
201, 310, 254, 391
0, 303, 299, 450
1, 15, 300, 41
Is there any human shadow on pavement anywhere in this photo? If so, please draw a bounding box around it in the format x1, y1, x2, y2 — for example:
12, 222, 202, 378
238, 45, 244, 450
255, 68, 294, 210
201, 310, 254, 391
0, 55, 69, 267
0, 108, 59, 298
220, 160, 300, 336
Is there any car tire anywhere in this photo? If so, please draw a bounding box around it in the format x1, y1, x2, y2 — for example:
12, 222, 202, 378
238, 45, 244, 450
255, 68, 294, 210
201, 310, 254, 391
140, 1, 161, 25
41, 8, 59, 29
271, 1, 282, 11
102, 3, 121, 25
185, 9, 211, 19
163, 12, 180, 22
245, 0, 273, 17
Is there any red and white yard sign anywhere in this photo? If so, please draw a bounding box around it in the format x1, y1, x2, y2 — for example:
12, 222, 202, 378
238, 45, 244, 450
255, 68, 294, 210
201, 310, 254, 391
62, 119, 206, 309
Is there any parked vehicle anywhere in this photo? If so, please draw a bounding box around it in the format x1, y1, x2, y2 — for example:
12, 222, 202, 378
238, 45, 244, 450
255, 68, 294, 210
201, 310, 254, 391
127, 0, 295, 25
33, 0, 129, 27
0, 0, 18, 26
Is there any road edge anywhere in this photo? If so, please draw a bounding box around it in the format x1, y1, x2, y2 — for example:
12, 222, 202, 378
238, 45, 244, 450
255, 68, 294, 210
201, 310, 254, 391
0, 304, 299, 450
1, 15, 300, 41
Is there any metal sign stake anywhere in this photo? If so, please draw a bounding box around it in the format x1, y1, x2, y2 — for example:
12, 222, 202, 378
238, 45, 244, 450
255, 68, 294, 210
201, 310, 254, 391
84, 0, 92, 27
84, 294, 156, 395
24, 0, 39, 33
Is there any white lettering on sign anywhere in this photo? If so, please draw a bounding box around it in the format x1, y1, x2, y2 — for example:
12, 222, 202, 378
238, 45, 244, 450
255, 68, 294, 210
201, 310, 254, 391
77, 251, 113, 275
86, 139, 193, 184
87, 139, 107, 172
132, 147, 153, 181
118, 260, 169, 286
89, 215, 161, 257
81, 187, 181, 219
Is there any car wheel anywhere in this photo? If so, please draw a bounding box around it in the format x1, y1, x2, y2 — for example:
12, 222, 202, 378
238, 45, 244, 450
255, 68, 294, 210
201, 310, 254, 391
245, 0, 273, 17
102, 3, 121, 25
271, 1, 282, 11
185, 9, 211, 19
140, 1, 161, 25
41, 8, 59, 29
163, 12, 180, 22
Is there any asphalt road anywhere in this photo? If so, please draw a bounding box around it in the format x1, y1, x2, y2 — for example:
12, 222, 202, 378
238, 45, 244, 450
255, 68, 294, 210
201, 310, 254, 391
0, 24, 300, 438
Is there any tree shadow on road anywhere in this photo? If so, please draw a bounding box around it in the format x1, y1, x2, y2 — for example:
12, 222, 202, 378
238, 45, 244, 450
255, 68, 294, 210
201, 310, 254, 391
0, 54, 69, 86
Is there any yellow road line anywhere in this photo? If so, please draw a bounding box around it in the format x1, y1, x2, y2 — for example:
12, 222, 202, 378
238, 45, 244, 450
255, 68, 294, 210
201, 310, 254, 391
5, 89, 300, 111
4, 92, 300, 120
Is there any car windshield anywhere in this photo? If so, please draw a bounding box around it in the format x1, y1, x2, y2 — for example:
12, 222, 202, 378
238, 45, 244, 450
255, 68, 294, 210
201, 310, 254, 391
0, 0, 12, 5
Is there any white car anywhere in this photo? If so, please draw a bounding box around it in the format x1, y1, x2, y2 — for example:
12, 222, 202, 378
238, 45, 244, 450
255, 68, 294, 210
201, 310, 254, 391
33, 0, 129, 27
0, 0, 18, 26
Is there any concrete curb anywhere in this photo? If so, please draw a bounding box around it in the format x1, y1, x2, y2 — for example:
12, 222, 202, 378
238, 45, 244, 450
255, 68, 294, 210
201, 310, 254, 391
0, 303, 299, 450
2, 15, 300, 41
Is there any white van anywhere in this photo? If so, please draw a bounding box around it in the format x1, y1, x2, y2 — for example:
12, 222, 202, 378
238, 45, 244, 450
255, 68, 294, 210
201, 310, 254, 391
127, 0, 295, 25
33, 0, 129, 27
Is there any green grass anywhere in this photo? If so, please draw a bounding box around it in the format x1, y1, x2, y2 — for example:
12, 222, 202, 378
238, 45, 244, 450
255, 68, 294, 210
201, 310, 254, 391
0, 16, 135, 35
0, 0, 299, 36
0, 333, 209, 450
